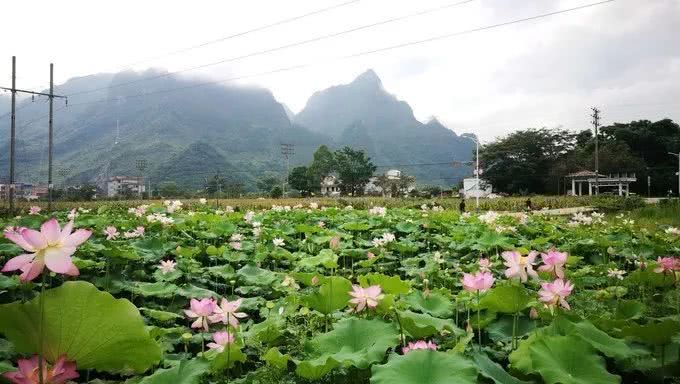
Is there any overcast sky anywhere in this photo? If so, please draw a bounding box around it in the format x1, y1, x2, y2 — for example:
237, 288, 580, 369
1, 0, 678, 141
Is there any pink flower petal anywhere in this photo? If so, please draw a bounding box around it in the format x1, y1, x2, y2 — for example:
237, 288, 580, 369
1, 254, 35, 272
43, 247, 74, 274
20, 259, 45, 282
21, 229, 47, 250
62, 229, 92, 247
41, 218, 61, 244
3, 230, 36, 252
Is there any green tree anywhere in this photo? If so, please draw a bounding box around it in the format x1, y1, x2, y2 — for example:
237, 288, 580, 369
270, 185, 283, 198
205, 175, 227, 195
308, 145, 336, 190
256, 176, 280, 193
289, 166, 314, 196
158, 182, 184, 197
480, 128, 577, 194
333, 146, 376, 196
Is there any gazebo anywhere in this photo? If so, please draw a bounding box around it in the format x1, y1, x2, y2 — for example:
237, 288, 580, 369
566, 170, 637, 196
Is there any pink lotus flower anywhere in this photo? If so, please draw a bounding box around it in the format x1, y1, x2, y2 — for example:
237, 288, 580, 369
2, 219, 91, 282
538, 279, 574, 310
402, 340, 437, 354
230, 241, 242, 250
502, 251, 538, 282
211, 298, 248, 328
461, 271, 495, 293
2, 354, 79, 384
207, 331, 234, 352
367, 252, 376, 260
329, 236, 340, 250
478, 258, 491, 272
654, 257, 679, 274
184, 298, 217, 331
28, 206, 41, 215
311, 275, 319, 285
103, 226, 119, 240
348, 285, 384, 313
538, 249, 568, 278
158, 260, 176, 274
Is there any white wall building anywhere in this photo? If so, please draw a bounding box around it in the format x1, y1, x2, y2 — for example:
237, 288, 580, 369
320, 175, 341, 196
462, 178, 493, 198
106, 176, 145, 197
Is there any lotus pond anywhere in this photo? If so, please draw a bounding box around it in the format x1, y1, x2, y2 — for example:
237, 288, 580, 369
0, 201, 679, 383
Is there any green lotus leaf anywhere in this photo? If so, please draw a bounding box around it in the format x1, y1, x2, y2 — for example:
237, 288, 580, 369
177, 284, 219, 299
370, 350, 477, 384
296, 317, 400, 379
341, 222, 371, 231
211, 344, 247, 371
247, 317, 284, 344
622, 318, 680, 346
553, 317, 639, 361
297, 249, 338, 270
262, 347, 290, 369
206, 265, 236, 281
141, 307, 183, 323
237, 264, 278, 286
528, 335, 620, 384
614, 300, 645, 320
403, 289, 453, 318
303, 276, 352, 314
133, 237, 177, 261
0, 360, 14, 374
396, 222, 418, 233
480, 285, 530, 314
0, 281, 161, 373
358, 273, 410, 295
398, 310, 461, 339
131, 281, 179, 298
486, 316, 536, 343
139, 358, 209, 384
472, 351, 532, 384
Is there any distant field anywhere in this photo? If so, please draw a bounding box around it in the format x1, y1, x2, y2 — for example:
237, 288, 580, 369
1, 195, 650, 215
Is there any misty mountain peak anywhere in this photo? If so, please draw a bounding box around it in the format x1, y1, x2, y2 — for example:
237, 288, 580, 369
352, 69, 382, 88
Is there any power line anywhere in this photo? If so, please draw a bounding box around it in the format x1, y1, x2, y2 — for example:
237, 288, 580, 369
66, 0, 477, 97
345, 0, 615, 58
62, 0, 617, 108
117, 0, 364, 70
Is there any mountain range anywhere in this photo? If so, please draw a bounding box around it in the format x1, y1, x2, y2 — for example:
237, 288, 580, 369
0, 69, 474, 191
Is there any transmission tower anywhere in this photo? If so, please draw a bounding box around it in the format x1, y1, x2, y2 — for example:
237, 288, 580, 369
591, 107, 601, 195
280, 143, 295, 197
136, 159, 148, 199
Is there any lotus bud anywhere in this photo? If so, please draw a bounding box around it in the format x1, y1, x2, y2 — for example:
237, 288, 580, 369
529, 307, 539, 319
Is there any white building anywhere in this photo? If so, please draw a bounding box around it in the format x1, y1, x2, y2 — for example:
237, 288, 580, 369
462, 178, 493, 198
364, 169, 416, 197
106, 176, 145, 197
320, 175, 341, 196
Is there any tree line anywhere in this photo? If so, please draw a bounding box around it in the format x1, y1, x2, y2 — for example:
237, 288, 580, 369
289, 145, 377, 196
479, 119, 680, 196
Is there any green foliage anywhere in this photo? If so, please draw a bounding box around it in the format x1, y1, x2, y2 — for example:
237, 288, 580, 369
527, 335, 620, 384
296, 318, 400, 379
0, 281, 161, 373
139, 359, 209, 384
370, 351, 478, 384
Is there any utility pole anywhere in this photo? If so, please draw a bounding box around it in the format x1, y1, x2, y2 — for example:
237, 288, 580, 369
280, 143, 295, 197
2, 57, 67, 212
670, 152, 680, 198
136, 159, 147, 199
591, 107, 600, 196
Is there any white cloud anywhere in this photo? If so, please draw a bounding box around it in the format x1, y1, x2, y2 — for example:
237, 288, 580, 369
1, 0, 678, 141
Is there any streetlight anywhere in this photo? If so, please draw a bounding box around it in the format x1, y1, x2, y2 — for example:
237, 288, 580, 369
670, 152, 680, 198
462, 136, 480, 209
